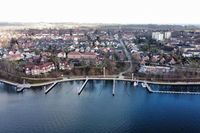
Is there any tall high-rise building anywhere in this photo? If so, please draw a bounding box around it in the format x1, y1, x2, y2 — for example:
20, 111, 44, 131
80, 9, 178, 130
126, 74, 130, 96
164, 32, 171, 39
152, 32, 164, 41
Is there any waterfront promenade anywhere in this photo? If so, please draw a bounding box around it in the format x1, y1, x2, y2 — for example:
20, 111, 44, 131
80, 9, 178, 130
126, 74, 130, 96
2, 75, 200, 95
3, 75, 200, 87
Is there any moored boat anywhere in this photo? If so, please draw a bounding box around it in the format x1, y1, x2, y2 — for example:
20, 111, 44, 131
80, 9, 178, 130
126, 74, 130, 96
141, 82, 147, 88
134, 81, 138, 87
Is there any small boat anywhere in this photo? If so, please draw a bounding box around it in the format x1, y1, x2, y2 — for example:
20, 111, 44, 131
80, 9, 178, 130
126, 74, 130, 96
43, 86, 47, 90
16, 87, 24, 92
133, 81, 138, 87
141, 82, 147, 88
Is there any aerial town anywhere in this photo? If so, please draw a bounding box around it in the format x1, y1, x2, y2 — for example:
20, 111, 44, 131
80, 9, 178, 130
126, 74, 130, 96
0, 23, 200, 83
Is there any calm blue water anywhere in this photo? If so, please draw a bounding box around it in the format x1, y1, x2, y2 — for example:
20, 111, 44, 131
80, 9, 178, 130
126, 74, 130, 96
1, 80, 200, 133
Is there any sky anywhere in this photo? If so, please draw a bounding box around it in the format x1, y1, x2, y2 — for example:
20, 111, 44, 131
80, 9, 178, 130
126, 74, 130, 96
0, 0, 199, 24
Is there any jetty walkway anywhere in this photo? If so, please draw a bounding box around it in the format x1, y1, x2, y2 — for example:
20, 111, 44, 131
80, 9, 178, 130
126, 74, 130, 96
44, 82, 58, 94
78, 78, 89, 95
144, 82, 200, 95
2, 76, 200, 95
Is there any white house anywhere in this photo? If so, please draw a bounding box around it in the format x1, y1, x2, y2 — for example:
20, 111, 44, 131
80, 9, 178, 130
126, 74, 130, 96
57, 52, 66, 58
139, 65, 172, 74
25, 62, 55, 75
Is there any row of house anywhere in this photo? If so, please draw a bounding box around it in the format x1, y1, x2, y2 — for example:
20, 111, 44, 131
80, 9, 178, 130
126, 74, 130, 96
25, 61, 73, 75
182, 50, 200, 57
133, 52, 177, 65
139, 65, 173, 74
25, 62, 55, 75
1, 51, 24, 61
59, 62, 72, 70
67, 52, 97, 60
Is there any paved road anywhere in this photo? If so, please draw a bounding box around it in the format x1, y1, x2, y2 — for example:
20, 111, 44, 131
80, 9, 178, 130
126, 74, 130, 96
118, 39, 133, 76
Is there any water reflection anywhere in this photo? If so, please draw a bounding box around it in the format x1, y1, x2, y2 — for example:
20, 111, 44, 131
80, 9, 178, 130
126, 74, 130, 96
150, 84, 200, 92
0, 83, 16, 94
1, 81, 200, 133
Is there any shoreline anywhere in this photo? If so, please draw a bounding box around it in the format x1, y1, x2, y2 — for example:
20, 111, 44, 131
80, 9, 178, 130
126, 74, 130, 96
2, 76, 200, 88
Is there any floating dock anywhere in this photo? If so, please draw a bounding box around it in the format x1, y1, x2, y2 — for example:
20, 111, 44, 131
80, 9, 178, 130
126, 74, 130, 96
78, 78, 89, 95
16, 84, 31, 93
45, 82, 57, 94
112, 79, 115, 96
16, 87, 25, 92
144, 82, 200, 95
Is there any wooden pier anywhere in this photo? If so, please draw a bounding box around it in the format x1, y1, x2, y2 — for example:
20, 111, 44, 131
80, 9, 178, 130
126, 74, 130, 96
16, 84, 31, 93
45, 82, 58, 94
78, 78, 89, 95
112, 79, 115, 96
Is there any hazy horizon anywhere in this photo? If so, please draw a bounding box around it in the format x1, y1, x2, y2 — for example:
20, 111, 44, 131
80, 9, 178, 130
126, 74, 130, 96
0, 0, 199, 25
0, 22, 199, 26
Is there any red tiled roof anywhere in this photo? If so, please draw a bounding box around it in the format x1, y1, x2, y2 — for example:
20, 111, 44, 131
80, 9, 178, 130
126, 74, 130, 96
83, 52, 96, 56
68, 52, 81, 56
25, 62, 54, 70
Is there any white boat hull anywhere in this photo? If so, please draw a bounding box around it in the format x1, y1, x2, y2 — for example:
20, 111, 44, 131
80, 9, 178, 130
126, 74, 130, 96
134, 81, 138, 87
141, 83, 147, 88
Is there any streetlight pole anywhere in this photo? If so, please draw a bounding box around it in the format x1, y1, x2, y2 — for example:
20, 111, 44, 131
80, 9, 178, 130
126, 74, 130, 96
132, 73, 134, 80
103, 67, 105, 78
